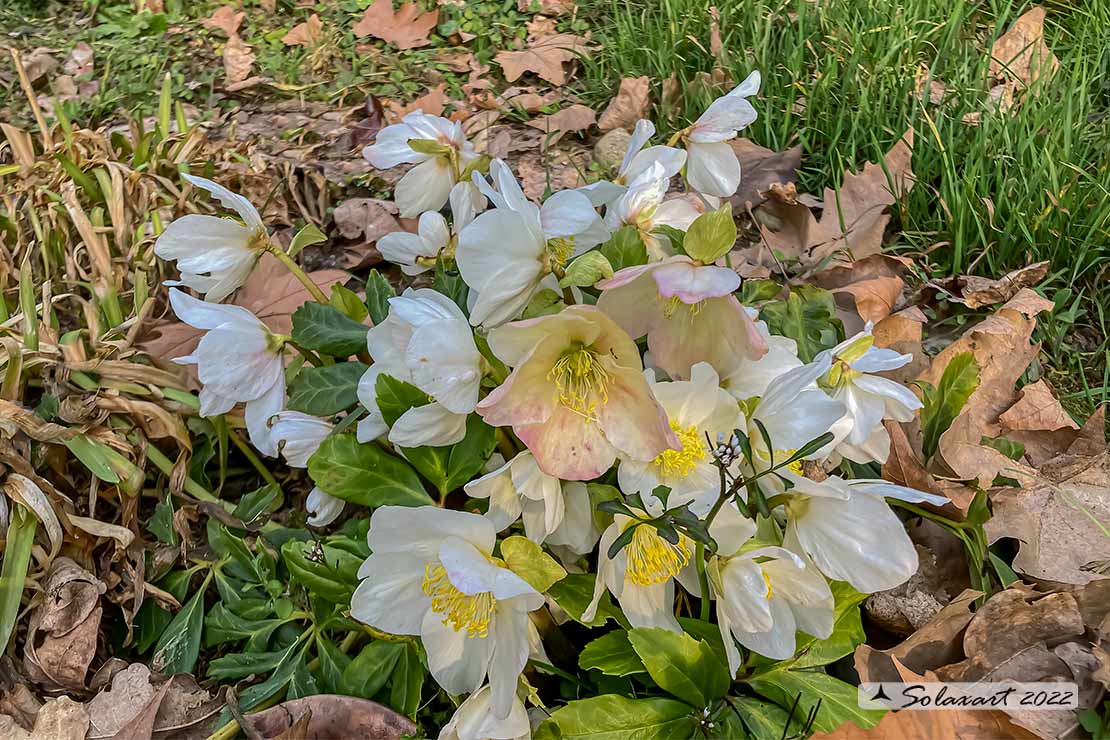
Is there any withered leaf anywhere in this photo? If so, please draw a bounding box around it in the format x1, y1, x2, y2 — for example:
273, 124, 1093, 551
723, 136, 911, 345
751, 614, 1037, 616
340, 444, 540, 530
496, 33, 591, 87
201, 5, 244, 37
729, 139, 802, 210
223, 34, 256, 84
597, 76, 651, 132
353, 0, 439, 50
525, 104, 596, 145
282, 14, 323, 47
989, 7, 1059, 94
245, 695, 416, 739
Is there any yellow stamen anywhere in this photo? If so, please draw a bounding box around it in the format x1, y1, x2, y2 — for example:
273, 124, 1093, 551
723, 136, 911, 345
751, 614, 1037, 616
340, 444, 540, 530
775, 448, 805, 476
821, 359, 863, 390
548, 346, 609, 418
762, 569, 774, 600
546, 236, 576, 269
653, 420, 706, 478
661, 295, 705, 319
421, 563, 496, 638
625, 524, 690, 586
248, 228, 270, 252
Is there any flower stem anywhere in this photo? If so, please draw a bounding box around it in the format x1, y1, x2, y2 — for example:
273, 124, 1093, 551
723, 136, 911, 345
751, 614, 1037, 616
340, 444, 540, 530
229, 430, 280, 488
267, 243, 329, 304
696, 542, 711, 621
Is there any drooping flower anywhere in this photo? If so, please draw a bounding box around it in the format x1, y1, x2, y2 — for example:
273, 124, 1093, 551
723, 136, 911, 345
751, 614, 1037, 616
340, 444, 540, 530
477, 305, 677, 480
363, 111, 480, 217
618, 363, 745, 515
378, 182, 481, 276
356, 288, 483, 448
816, 327, 923, 463
596, 255, 767, 380
680, 71, 760, 197
578, 119, 687, 207
268, 411, 344, 526
351, 507, 543, 719
439, 683, 531, 740
457, 160, 608, 327
155, 175, 268, 303
702, 505, 833, 671
603, 163, 701, 259
585, 511, 688, 631
168, 288, 285, 457
720, 314, 803, 401
781, 477, 948, 593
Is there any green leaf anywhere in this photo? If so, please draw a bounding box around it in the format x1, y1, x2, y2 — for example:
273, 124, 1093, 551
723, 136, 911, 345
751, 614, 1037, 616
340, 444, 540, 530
746, 668, 885, 733
365, 270, 395, 325
789, 581, 867, 669
288, 222, 327, 257
522, 288, 566, 319
981, 435, 1025, 461
288, 361, 368, 415
314, 635, 352, 694
579, 631, 645, 676
203, 603, 285, 648
282, 540, 363, 604
291, 302, 370, 357
560, 251, 614, 288
501, 536, 567, 592
151, 577, 209, 675
0, 506, 37, 652
760, 285, 844, 362
389, 644, 424, 718
408, 138, 451, 155
547, 574, 625, 628
307, 434, 433, 508
537, 695, 696, 739
64, 434, 121, 483
207, 648, 290, 680
330, 283, 369, 322
342, 641, 406, 698
627, 627, 730, 708
232, 483, 283, 527
652, 224, 686, 255
725, 696, 795, 740
599, 225, 648, 270
149, 495, 178, 545
684, 203, 736, 262
288, 658, 320, 699
739, 278, 782, 304
434, 262, 469, 315
920, 352, 980, 459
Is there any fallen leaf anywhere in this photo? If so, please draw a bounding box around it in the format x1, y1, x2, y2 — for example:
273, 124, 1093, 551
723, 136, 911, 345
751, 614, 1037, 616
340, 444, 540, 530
236, 254, 347, 335
729, 139, 802, 209
597, 76, 650, 132
928, 260, 1051, 309
223, 34, 256, 84
62, 42, 94, 77
19, 697, 89, 740
87, 663, 223, 740
244, 695, 416, 739
517, 0, 575, 14
333, 198, 402, 243
989, 6, 1059, 111
812, 704, 1037, 740
936, 410, 1033, 488
19, 48, 58, 85
517, 146, 590, 199
999, 379, 1078, 434
386, 83, 448, 120
353, 0, 439, 50
987, 453, 1110, 585
525, 104, 596, 145
756, 130, 915, 269
872, 306, 929, 383
282, 14, 323, 47
202, 5, 244, 37
525, 14, 558, 40
21, 559, 104, 693
496, 33, 591, 87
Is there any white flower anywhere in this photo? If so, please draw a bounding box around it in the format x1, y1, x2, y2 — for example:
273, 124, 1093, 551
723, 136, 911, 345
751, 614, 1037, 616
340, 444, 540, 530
168, 288, 285, 457
720, 316, 803, 401
155, 175, 268, 303
605, 163, 700, 260
618, 363, 744, 516
351, 507, 543, 719
363, 111, 480, 217
458, 160, 608, 327
584, 511, 689, 632
781, 477, 948, 593
702, 506, 833, 671
465, 451, 600, 553
356, 288, 483, 447
682, 71, 760, 197
816, 327, 923, 464
439, 683, 530, 740
269, 411, 344, 526
578, 119, 687, 207
378, 182, 481, 276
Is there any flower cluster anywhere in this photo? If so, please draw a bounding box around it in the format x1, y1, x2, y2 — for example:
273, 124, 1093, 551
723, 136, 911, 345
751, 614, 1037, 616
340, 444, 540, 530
156, 75, 944, 738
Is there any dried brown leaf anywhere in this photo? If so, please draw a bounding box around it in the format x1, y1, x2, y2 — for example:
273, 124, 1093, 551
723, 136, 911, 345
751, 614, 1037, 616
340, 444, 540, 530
729, 139, 802, 210
282, 14, 324, 47
245, 696, 416, 739
517, 0, 575, 14
202, 5, 244, 37
496, 33, 591, 87
597, 76, 651, 132
353, 0, 439, 50
223, 34, 256, 84
525, 103, 596, 145
990, 7, 1059, 90
386, 83, 448, 120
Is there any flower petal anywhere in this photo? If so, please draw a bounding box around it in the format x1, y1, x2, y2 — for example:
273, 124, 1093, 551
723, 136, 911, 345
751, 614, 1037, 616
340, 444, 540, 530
390, 402, 468, 447
396, 157, 454, 217
351, 552, 429, 635
685, 141, 742, 197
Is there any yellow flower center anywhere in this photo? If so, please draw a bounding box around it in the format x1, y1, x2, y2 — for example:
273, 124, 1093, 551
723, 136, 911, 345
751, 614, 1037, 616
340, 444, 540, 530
248, 228, 270, 252
421, 563, 496, 638
625, 524, 691, 586
661, 295, 705, 319
653, 420, 706, 478
546, 236, 576, 269
548, 346, 609, 418
775, 448, 805, 476
762, 569, 774, 600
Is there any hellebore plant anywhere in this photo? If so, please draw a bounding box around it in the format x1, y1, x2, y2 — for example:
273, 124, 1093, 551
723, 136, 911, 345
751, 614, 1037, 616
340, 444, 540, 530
152, 83, 947, 738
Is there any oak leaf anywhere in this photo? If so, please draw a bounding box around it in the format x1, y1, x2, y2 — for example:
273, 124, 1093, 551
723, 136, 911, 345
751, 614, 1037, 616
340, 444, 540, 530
201, 5, 243, 37
525, 103, 596, 145
597, 76, 650, 132
223, 35, 256, 84
496, 33, 591, 86
353, 0, 439, 50
282, 14, 324, 47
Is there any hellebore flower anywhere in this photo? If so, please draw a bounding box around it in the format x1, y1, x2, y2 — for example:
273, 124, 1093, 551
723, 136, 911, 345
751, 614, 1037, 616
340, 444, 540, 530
351, 507, 543, 720
378, 182, 481, 276
168, 288, 285, 456
356, 288, 484, 448
596, 255, 767, 380
268, 411, 344, 526
155, 175, 269, 303
578, 119, 687, 206
603, 163, 701, 259
477, 305, 677, 480
363, 111, 480, 217
439, 682, 530, 740
680, 71, 760, 197
720, 315, 803, 401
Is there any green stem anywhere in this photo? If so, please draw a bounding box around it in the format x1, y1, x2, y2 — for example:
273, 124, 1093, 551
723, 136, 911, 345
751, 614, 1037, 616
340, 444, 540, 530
267, 244, 329, 304
229, 430, 280, 488
141, 437, 223, 505
0, 505, 37, 652
696, 543, 711, 621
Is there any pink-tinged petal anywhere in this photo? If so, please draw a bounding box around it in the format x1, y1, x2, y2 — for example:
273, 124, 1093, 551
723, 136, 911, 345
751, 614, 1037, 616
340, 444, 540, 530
487, 311, 597, 367
594, 260, 660, 291
595, 274, 664, 343
685, 141, 741, 197
516, 405, 619, 481
653, 261, 740, 302
596, 361, 678, 463
573, 305, 643, 369
476, 340, 562, 428
648, 295, 766, 380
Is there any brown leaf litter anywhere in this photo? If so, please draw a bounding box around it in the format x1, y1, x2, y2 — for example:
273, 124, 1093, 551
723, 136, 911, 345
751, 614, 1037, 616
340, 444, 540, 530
353, 0, 439, 50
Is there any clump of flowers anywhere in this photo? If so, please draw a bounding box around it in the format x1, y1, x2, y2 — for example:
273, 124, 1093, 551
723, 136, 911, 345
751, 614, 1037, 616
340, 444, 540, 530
155, 73, 946, 738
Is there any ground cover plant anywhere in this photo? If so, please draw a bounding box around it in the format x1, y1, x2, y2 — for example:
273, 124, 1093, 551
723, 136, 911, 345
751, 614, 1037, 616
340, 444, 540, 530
1, 1, 1109, 739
